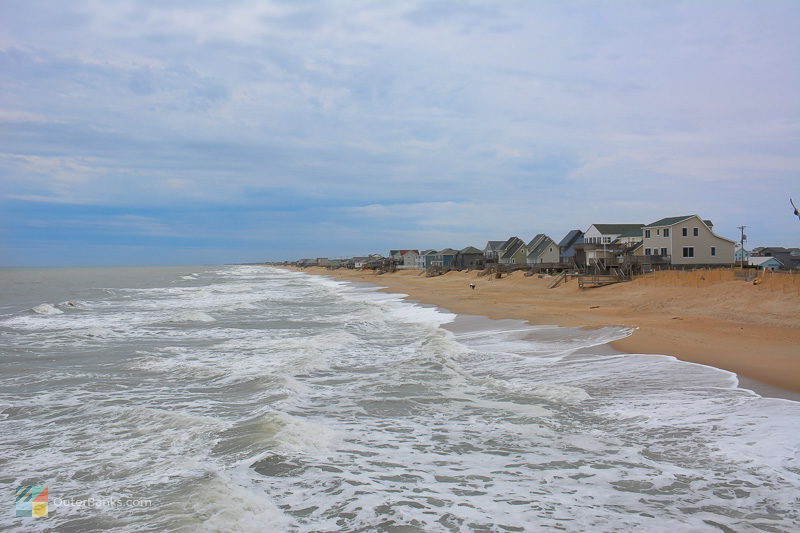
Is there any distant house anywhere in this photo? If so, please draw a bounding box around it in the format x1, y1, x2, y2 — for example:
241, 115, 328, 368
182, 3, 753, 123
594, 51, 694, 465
525, 234, 559, 265
749, 256, 783, 271
400, 250, 420, 268
751, 247, 800, 270
455, 246, 485, 270
498, 237, 527, 265
735, 247, 751, 262
484, 241, 506, 261
431, 248, 459, 269
389, 250, 419, 264
642, 215, 735, 265
317, 258, 330, 267
352, 257, 369, 268
558, 230, 584, 266
421, 249, 438, 269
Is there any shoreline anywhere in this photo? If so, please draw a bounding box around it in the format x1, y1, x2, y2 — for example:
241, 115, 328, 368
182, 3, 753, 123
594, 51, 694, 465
279, 266, 800, 401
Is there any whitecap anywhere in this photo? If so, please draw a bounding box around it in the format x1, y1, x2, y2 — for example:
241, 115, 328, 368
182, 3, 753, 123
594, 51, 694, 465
31, 303, 63, 315
167, 311, 216, 323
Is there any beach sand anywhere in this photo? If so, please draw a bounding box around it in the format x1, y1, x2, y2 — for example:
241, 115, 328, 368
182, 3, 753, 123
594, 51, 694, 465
284, 266, 800, 399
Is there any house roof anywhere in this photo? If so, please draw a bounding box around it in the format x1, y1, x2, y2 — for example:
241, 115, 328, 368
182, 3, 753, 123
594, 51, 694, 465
557, 229, 583, 248
484, 240, 506, 251
527, 235, 556, 258
438, 248, 459, 255
618, 227, 643, 238
400, 249, 419, 255
460, 246, 483, 254
526, 233, 546, 250
422, 249, 437, 255
500, 237, 524, 259
644, 215, 714, 228
749, 256, 784, 267
590, 224, 643, 235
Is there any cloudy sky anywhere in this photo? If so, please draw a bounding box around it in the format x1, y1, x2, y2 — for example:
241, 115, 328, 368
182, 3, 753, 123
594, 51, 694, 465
1, 1, 798, 266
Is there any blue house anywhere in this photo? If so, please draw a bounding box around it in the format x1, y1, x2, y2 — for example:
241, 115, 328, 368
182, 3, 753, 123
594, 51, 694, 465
558, 229, 584, 265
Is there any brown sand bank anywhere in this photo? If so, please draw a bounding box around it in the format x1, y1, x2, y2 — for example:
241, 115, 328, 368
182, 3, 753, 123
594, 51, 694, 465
285, 266, 800, 396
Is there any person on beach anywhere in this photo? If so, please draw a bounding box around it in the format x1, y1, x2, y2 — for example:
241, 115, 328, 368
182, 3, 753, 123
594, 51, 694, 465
469, 282, 476, 290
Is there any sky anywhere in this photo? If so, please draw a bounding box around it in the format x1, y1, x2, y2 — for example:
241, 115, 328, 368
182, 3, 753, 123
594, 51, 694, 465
1, 0, 799, 266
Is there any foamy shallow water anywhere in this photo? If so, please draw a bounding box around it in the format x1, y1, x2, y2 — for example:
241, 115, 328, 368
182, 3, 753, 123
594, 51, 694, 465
1, 265, 798, 532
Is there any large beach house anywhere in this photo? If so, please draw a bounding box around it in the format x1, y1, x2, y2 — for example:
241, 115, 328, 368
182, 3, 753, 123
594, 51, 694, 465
641, 215, 735, 265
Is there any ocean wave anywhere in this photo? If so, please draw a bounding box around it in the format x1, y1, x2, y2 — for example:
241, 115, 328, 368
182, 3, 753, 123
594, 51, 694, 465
30, 303, 63, 315
165, 311, 216, 323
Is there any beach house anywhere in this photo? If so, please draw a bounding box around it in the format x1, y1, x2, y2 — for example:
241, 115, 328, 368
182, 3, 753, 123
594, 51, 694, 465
525, 234, 559, 265
432, 248, 459, 269
483, 241, 506, 261
455, 246, 485, 270
498, 237, 527, 265
641, 215, 735, 265
558, 230, 584, 266
580, 223, 643, 264
421, 250, 438, 269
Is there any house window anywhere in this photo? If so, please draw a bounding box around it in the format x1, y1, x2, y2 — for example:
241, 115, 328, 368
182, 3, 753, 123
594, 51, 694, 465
645, 230, 651, 238
656, 229, 660, 236
682, 247, 694, 258
663, 228, 670, 237
711, 247, 716, 256
693, 227, 699, 237
645, 248, 651, 256
661, 248, 667, 256
603, 237, 611, 243
682, 227, 688, 237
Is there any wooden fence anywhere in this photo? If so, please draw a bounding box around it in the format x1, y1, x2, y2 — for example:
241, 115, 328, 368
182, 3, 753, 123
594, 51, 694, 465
634, 267, 800, 295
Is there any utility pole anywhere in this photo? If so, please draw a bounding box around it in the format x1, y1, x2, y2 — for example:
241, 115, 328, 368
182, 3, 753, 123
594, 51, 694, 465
737, 225, 748, 269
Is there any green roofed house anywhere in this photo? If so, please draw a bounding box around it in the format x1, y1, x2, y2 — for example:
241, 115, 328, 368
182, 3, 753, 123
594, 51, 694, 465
642, 215, 735, 265
584, 223, 643, 245
580, 223, 643, 264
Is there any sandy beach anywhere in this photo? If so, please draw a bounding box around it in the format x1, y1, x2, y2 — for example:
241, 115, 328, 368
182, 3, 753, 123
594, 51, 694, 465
284, 266, 800, 399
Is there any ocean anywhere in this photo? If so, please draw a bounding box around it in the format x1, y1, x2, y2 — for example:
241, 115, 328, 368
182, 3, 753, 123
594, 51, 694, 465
1, 265, 798, 532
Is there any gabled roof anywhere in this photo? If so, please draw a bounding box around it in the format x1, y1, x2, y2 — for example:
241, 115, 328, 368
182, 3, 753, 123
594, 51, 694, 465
484, 240, 506, 251
460, 246, 483, 254
400, 249, 419, 255
558, 229, 583, 248
526, 233, 547, 250
590, 224, 643, 235
500, 237, 525, 259
526, 235, 556, 258
422, 249, 437, 255
644, 215, 713, 228
437, 248, 459, 256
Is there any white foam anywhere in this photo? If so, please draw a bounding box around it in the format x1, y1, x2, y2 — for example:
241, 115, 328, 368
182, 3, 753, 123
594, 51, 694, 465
166, 311, 216, 323
31, 303, 63, 315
